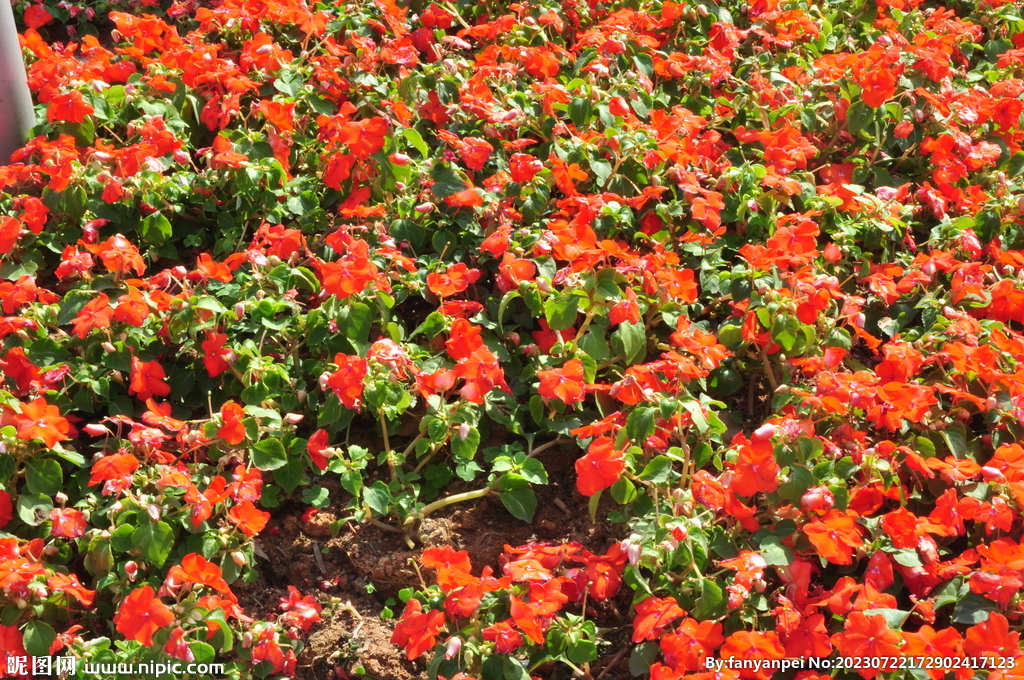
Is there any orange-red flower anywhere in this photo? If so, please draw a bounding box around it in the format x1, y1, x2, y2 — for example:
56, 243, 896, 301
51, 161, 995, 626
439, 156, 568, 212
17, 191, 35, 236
803, 510, 866, 565
129, 357, 171, 401
217, 402, 247, 445
228, 500, 270, 536
326, 353, 368, 409
71, 293, 115, 338
12, 397, 70, 448
114, 586, 175, 647
426, 263, 482, 298
575, 436, 625, 497
50, 508, 87, 538
537, 358, 586, 406
831, 612, 902, 679
166, 553, 234, 599
632, 596, 685, 643
391, 598, 445, 660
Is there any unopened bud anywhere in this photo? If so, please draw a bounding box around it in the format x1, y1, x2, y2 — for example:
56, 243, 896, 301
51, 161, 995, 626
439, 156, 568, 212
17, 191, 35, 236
458, 423, 471, 441
102, 342, 116, 353
232, 551, 247, 566
147, 504, 161, 521
284, 413, 304, 424
444, 637, 462, 660
234, 302, 245, 319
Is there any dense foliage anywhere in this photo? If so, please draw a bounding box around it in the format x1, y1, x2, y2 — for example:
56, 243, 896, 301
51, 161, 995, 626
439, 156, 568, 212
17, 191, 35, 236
2, 0, 1024, 677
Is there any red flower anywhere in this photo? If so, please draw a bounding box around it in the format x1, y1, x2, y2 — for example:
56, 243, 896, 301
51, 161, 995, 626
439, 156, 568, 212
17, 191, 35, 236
129, 357, 171, 401
632, 596, 685, 643
13, 397, 70, 448
114, 586, 176, 647
575, 436, 625, 497
71, 293, 115, 338
0, 490, 12, 528
47, 91, 95, 123
201, 332, 232, 377
278, 586, 322, 631
537, 358, 586, 406
720, 630, 786, 680
88, 453, 140, 495
422, 546, 475, 591
858, 68, 896, 108
728, 437, 780, 497
326, 353, 368, 409
391, 598, 445, 660
306, 429, 331, 471
217, 402, 247, 445
831, 613, 902, 679
166, 553, 234, 599
228, 500, 270, 536
427, 263, 482, 297
50, 508, 87, 538
24, 4, 53, 28
482, 621, 522, 653
803, 510, 865, 565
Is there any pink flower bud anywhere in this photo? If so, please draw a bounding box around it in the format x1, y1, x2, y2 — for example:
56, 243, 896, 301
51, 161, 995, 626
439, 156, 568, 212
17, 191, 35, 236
751, 424, 776, 442
390, 153, 411, 165
980, 466, 1006, 483
234, 302, 245, 319
83, 424, 110, 437
125, 561, 139, 580
415, 202, 435, 213
284, 413, 304, 424
444, 637, 462, 660
801, 486, 834, 512
102, 342, 116, 353
232, 552, 247, 566
458, 423, 471, 441
147, 505, 161, 521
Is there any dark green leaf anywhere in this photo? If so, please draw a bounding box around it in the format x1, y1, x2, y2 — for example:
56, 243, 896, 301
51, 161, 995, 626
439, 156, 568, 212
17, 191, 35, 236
251, 438, 288, 471
132, 521, 175, 567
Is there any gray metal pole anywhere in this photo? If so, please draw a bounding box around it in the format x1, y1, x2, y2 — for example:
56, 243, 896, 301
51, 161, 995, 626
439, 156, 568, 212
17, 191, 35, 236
0, 0, 36, 165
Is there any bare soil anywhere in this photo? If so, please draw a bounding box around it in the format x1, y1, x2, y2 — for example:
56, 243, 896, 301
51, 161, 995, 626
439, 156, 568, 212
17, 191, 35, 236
234, 441, 636, 680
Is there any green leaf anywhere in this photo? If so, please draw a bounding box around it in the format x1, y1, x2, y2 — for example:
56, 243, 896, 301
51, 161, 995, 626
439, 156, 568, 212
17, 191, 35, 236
22, 621, 56, 657
629, 642, 660, 677
25, 458, 63, 496
251, 438, 288, 471
519, 458, 548, 485
337, 302, 373, 347
692, 580, 724, 620
611, 321, 645, 363
132, 521, 175, 567
140, 212, 173, 245
272, 457, 304, 493
17, 493, 53, 526
861, 609, 910, 629
273, 69, 305, 96
502, 657, 530, 680
569, 97, 592, 127
637, 456, 674, 483
626, 407, 656, 444
401, 127, 430, 158
363, 481, 391, 514
847, 100, 875, 138
952, 593, 998, 624
451, 426, 480, 459
610, 476, 636, 504
499, 480, 537, 522
757, 535, 793, 566
543, 294, 579, 332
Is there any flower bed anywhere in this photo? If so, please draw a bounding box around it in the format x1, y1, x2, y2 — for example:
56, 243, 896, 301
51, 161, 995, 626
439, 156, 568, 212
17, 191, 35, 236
2, 0, 1024, 678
